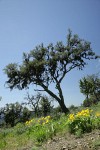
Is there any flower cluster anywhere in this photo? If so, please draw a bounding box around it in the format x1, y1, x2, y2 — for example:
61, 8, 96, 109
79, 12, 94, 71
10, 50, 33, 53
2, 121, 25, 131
68, 109, 92, 122
25, 119, 34, 126
67, 109, 100, 134
76, 109, 92, 118
25, 116, 51, 126
38, 116, 51, 125
69, 114, 74, 121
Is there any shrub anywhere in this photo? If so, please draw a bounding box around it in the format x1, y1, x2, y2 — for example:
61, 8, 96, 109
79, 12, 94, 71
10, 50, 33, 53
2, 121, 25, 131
67, 109, 93, 134
92, 112, 100, 129
67, 109, 100, 135
83, 98, 93, 107
14, 123, 28, 135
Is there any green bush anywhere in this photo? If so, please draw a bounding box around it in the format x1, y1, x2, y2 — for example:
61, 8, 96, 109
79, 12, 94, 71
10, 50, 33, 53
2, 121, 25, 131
83, 98, 93, 107
14, 123, 28, 135
92, 113, 100, 129
67, 109, 100, 135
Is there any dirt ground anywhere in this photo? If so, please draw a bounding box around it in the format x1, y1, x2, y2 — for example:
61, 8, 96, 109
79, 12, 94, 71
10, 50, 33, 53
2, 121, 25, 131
41, 129, 100, 150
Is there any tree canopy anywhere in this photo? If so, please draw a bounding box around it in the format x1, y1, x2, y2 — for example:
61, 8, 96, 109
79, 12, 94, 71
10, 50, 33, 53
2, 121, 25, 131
79, 77, 92, 100
80, 74, 100, 104
4, 30, 99, 113
0, 102, 30, 127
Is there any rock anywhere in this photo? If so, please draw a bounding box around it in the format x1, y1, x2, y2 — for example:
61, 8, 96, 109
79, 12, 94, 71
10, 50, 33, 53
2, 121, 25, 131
47, 140, 51, 144
61, 146, 66, 150
91, 137, 94, 140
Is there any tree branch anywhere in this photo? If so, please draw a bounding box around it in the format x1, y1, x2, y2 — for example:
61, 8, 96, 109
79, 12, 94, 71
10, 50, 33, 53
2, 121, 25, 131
34, 89, 45, 92
40, 83, 61, 103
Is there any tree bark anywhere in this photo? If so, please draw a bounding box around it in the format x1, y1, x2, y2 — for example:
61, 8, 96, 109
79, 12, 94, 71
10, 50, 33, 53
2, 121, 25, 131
59, 100, 69, 114
40, 83, 69, 114
56, 81, 69, 114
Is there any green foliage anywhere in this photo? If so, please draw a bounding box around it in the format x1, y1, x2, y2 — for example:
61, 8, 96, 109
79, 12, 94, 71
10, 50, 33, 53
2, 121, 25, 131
1, 102, 31, 127
91, 102, 100, 112
40, 95, 53, 116
80, 74, 100, 107
92, 113, 100, 129
87, 75, 100, 101
24, 92, 41, 117
54, 105, 62, 113
67, 109, 100, 136
80, 77, 91, 99
20, 107, 31, 122
4, 103, 21, 127
83, 98, 93, 107
93, 138, 100, 149
0, 128, 13, 149
24, 93, 54, 117
25, 114, 68, 144
0, 103, 100, 149
32, 147, 40, 150
69, 105, 78, 113
4, 30, 98, 113
32, 125, 47, 143
14, 123, 28, 135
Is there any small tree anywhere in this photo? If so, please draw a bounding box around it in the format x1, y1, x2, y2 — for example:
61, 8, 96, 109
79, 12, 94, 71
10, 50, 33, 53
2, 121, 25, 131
79, 77, 92, 100
4, 30, 99, 113
83, 98, 93, 107
40, 95, 53, 116
4, 103, 21, 127
3, 102, 30, 127
24, 92, 41, 117
87, 75, 100, 102
20, 107, 31, 122
80, 74, 100, 106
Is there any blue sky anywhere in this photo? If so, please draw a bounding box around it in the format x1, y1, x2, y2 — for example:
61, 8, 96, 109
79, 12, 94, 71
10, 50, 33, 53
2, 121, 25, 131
0, 0, 100, 108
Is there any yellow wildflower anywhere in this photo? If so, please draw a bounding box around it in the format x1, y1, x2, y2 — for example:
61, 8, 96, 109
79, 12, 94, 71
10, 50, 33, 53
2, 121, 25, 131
69, 114, 75, 121
76, 109, 90, 118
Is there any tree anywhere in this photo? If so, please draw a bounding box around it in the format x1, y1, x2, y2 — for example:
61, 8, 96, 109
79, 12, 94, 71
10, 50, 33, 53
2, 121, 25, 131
24, 92, 41, 117
24, 92, 54, 117
4, 102, 21, 127
3, 102, 30, 127
4, 30, 99, 113
79, 77, 92, 100
80, 74, 100, 106
40, 95, 53, 116
20, 107, 31, 123
83, 98, 93, 107
86, 75, 100, 102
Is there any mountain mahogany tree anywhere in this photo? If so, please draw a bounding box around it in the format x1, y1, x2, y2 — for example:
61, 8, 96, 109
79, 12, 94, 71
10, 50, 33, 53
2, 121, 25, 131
4, 30, 99, 113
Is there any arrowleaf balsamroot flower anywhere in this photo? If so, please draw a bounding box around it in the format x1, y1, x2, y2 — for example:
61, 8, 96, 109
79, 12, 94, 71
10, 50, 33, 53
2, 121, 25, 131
69, 114, 75, 121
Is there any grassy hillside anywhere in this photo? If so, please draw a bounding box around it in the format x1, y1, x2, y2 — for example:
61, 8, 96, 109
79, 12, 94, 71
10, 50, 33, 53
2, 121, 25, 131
0, 103, 100, 150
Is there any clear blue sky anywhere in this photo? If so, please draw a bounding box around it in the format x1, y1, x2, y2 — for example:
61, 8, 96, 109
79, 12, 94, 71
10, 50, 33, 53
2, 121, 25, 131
0, 0, 100, 108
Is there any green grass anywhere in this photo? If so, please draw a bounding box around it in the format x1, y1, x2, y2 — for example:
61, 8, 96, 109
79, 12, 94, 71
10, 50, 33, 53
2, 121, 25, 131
0, 114, 69, 149
92, 138, 100, 150
90, 102, 100, 113
0, 102, 100, 150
